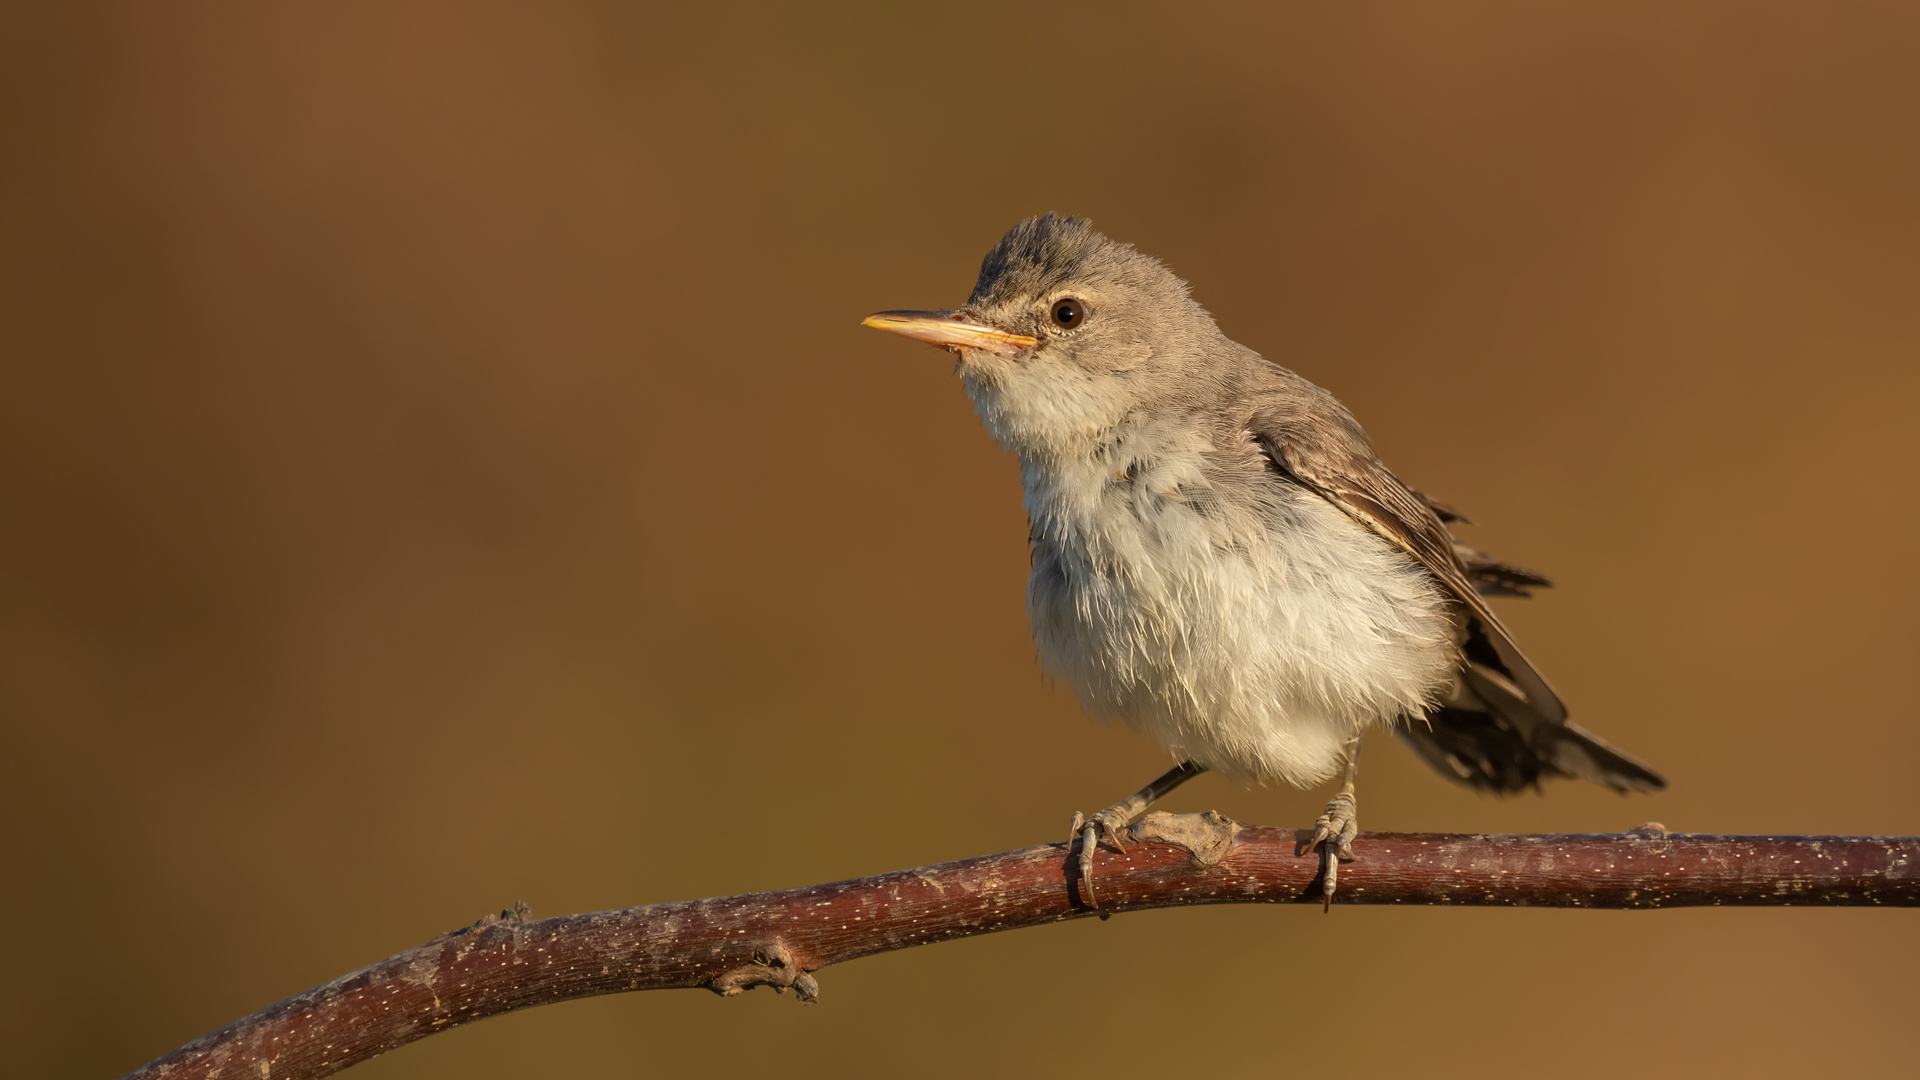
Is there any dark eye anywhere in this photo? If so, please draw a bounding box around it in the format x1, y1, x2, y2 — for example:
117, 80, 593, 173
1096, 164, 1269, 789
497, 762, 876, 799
1050, 298, 1085, 328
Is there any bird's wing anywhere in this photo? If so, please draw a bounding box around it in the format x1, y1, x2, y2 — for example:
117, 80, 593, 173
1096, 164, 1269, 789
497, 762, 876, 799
1246, 381, 1664, 793
1244, 380, 1666, 791
1244, 385, 1568, 725
1413, 491, 1554, 597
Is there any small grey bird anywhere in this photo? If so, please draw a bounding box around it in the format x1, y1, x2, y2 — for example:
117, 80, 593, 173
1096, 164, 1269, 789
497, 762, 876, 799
865, 214, 1663, 909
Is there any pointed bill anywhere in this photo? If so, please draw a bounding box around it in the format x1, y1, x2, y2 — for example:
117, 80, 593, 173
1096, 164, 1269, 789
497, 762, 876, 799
862, 309, 1037, 356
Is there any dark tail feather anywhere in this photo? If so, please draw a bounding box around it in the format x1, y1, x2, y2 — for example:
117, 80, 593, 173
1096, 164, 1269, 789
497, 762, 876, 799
1397, 707, 1667, 795
1539, 720, 1667, 793
1397, 706, 1545, 793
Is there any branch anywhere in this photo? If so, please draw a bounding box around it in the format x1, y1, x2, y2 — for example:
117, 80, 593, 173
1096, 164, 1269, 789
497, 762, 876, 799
123, 816, 1918, 1080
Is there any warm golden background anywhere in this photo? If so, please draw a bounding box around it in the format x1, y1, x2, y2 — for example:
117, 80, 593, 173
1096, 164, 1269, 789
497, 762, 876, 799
4, 3, 1917, 1077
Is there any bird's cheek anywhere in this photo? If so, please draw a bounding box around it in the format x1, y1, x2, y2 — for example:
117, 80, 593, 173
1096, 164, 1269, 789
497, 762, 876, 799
955, 350, 1015, 384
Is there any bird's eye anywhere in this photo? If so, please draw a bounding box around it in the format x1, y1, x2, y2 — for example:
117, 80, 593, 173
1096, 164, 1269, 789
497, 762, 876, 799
1050, 298, 1085, 329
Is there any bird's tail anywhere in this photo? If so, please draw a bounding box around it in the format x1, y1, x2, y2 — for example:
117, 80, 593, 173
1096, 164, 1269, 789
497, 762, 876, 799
1397, 668, 1666, 795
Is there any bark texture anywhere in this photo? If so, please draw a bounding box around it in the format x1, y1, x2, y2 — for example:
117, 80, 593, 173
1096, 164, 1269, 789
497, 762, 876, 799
124, 818, 1919, 1080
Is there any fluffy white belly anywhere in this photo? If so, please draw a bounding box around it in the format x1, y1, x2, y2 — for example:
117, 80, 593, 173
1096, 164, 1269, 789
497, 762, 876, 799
1025, 452, 1457, 787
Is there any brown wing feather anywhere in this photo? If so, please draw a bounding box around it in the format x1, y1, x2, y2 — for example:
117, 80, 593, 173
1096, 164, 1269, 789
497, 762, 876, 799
1246, 388, 1569, 725
1452, 541, 1552, 597
1416, 492, 1554, 597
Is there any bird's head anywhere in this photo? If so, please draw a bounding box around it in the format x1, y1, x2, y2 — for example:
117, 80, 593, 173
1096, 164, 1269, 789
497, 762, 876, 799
865, 214, 1224, 458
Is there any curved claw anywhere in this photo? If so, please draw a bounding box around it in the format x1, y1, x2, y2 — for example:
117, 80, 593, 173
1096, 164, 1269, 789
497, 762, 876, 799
1304, 788, 1359, 912
1078, 820, 1101, 909
1071, 811, 1133, 914
1068, 812, 1096, 908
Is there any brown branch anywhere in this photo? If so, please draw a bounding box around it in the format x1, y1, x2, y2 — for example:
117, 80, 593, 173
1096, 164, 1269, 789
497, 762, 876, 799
123, 816, 1918, 1080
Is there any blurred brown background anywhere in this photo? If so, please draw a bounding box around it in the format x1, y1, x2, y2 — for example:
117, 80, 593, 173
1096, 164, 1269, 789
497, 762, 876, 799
3, 2, 1917, 1077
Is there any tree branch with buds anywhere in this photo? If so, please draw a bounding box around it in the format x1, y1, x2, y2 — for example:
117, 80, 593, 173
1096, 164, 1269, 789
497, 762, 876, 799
122, 816, 1918, 1080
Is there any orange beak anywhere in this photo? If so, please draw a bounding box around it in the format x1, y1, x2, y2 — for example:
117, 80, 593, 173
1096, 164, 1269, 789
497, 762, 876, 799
861, 310, 1038, 356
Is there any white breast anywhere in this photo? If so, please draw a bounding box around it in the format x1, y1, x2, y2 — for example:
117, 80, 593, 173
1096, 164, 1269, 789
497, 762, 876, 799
1021, 424, 1458, 787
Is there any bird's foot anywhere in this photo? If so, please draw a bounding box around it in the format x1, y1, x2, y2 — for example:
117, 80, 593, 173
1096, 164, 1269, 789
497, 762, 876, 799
1302, 788, 1358, 912
1063, 761, 1210, 916
1068, 806, 1133, 915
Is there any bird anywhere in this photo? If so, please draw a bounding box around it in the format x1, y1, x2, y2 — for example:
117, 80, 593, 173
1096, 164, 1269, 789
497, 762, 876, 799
863, 214, 1664, 910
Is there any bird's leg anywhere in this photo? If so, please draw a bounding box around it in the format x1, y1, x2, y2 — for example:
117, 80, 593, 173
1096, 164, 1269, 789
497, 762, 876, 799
1069, 760, 1207, 912
1303, 738, 1362, 912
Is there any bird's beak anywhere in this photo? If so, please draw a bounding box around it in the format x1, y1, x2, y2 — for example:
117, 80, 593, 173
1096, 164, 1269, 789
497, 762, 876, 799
861, 310, 1038, 356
